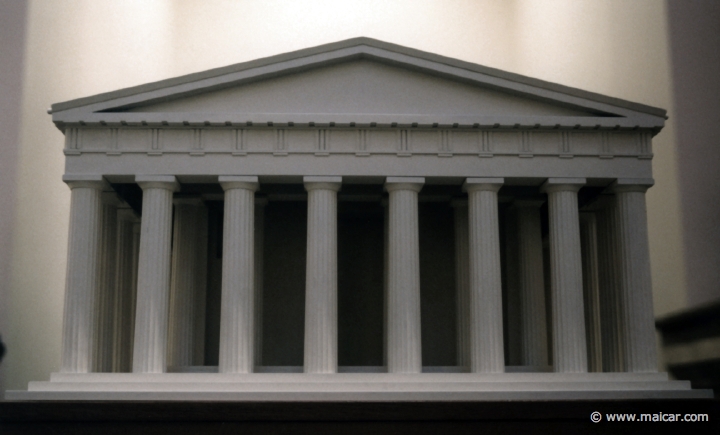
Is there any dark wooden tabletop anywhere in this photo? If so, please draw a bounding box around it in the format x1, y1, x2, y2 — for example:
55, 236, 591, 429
1, 398, 718, 435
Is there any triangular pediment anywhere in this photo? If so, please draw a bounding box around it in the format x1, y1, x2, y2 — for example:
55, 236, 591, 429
115, 60, 601, 118
51, 38, 666, 129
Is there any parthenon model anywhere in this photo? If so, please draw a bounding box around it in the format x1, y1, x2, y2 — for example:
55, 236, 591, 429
8, 38, 711, 400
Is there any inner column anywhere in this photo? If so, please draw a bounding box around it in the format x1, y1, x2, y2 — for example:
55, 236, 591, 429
167, 197, 208, 369
515, 199, 549, 367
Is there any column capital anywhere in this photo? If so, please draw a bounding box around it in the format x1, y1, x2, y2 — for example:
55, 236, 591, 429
610, 178, 654, 194
385, 177, 424, 193
463, 177, 504, 193
63, 174, 108, 190
136, 175, 179, 192
304, 176, 342, 192
219, 175, 259, 192
541, 178, 586, 194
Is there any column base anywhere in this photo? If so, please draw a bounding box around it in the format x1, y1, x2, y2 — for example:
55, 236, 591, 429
6, 372, 711, 401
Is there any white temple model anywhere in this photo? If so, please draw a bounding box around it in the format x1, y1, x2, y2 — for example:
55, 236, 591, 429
7, 38, 711, 400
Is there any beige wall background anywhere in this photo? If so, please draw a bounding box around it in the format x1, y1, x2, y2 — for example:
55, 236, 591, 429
1, 0, 716, 394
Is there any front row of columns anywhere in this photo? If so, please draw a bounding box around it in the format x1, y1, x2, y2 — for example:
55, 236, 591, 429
60, 175, 657, 375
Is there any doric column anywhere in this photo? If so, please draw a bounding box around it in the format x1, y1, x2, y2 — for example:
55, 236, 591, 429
193, 207, 209, 366
167, 197, 208, 368
580, 212, 603, 372
464, 178, 504, 373
218, 176, 258, 373
451, 199, 470, 369
515, 199, 549, 367
254, 197, 267, 367
594, 196, 624, 372
541, 178, 588, 373
60, 175, 106, 373
95, 192, 121, 372
303, 176, 341, 373
112, 206, 139, 373
385, 177, 424, 373
612, 179, 658, 372
132, 175, 179, 373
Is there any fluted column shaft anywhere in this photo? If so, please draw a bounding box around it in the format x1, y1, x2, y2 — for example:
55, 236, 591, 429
613, 180, 658, 372
168, 198, 208, 367
542, 178, 588, 373
580, 212, 603, 372
193, 209, 209, 365
465, 178, 504, 373
451, 199, 470, 368
61, 175, 105, 373
112, 207, 139, 372
516, 200, 549, 366
595, 196, 624, 372
129, 221, 141, 366
132, 175, 179, 373
96, 193, 122, 372
303, 176, 341, 373
385, 177, 424, 373
218, 176, 258, 373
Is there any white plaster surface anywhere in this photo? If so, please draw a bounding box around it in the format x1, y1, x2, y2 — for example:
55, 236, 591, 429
303, 177, 341, 373
5, 372, 711, 401
465, 179, 504, 373
60, 177, 105, 373
5, 36, 701, 401
543, 179, 588, 373
385, 178, 424, 373
218, 176, 258, 373
613, 182, 658, 372
5, 4, 695, 401
132, 176, 178, 373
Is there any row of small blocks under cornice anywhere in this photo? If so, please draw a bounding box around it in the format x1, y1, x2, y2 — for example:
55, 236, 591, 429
55, 121, 660, 133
